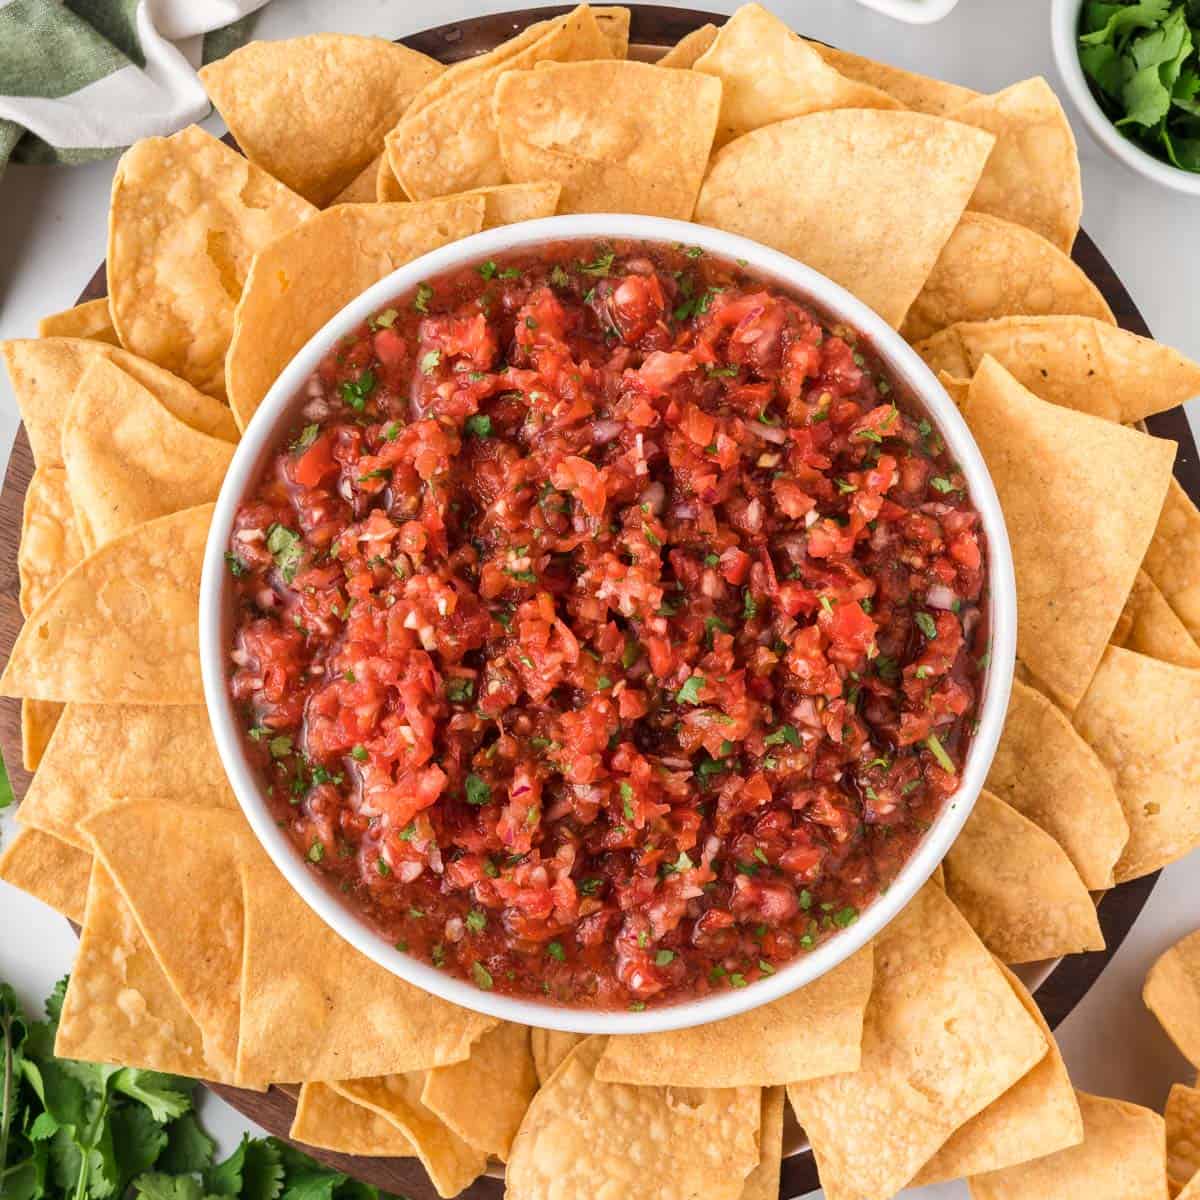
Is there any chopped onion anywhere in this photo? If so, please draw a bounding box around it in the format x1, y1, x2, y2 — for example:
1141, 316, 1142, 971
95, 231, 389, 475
926, 584, 958, 611
592, 419, 623, 445
397, 860, 423, 883
748, 421, 788, 445
639, 481, 666, 514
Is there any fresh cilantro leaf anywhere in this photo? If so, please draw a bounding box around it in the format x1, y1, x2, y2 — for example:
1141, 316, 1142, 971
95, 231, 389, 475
578, 249, 615, 276
111, 1103, 169, 1194
464, 414, 492, 438
110, 1070, 191, 1124
0, 749, 13, 810
464, 774, 491, 805
339, 369, 375, 412
1079, 0, 1172, 46
132, 1172, 209, 1200
266, 524, 303, 584
158, 1113, 215, 1175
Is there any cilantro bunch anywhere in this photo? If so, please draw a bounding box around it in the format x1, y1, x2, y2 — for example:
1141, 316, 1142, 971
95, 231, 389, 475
1, 980, 407, 1200
1078, 0, 1200, 171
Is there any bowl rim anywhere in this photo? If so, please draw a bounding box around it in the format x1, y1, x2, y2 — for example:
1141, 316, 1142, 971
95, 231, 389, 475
1051, 0, 1200, 196
200, 212, 1017, 1035
853, 0, 962, 25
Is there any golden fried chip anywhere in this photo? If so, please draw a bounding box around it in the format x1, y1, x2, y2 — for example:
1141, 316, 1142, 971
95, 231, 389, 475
741, 1087, 784, 1200
18, 705, 232, 850
594, 6, 631, 57
1114, 571, 1200, 669
1167, 1084, 1200, 1194
595, 943, 872, 1086
696, 111, 993, 329
387, 5, 612, 200
1183, 1176, 1200, 1200
226, 197, 485, 430
37, 298, 118, 344
914, 961, 1082, 1184
1074, 647, 1200, 882
19, 466, 83, 616
291, 1083, 415, 1157
944, 790, 1103, 963
331, 154, 385, 205
950, 78, 1082, 253
1145, 929, 1200, 1068
421, 1022, 537, 1160
531, 1030, 585, 1085
506, 1037, 761, 1200
986, 680, 1128, 889
464, 181, 561, 226
968, 1092, 1168, 1200
108, 126, 316, 397
0, 827, 91, 924
963, 357, 1175, 708
657, 23, 719, 68
901, 213, 1116, 342
691, 3, 898, 145
1144, 479, 1200, 641
376, 154, 406, 202
1, 338, 238, 467
236, 858, 496, 1084
0, 504, 212, 705
200, 34, 444, 206
785, 884, 1047, 1200
63, 358, 234, 553
806, 41, 979, 114
21, 698, 62, 772
914, 316, 1200, 424
495, 61, 721, 219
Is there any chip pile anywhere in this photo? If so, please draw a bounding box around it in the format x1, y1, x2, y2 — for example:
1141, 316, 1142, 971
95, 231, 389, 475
1, 4, 1200, 1198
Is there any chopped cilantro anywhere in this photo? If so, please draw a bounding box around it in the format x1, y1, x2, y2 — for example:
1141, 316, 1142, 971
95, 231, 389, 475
915, 611, 938, 639
419, 349, 441, 375
764, 724, 801, 748
547, 940, 566, 961
465, 413, 493, 438
414, 282, 434, 313
466, 909, 487, 933
371, 307, 398, 329
579, 249, 616, 276
224, 551, 247, 577
926, 733, 956, 774
465, 773, 492, 805
339, 367, 375, 411
676, 674, 705, 705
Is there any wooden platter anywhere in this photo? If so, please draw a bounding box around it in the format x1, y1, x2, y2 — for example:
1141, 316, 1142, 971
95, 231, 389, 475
1, 7, 1196, 1198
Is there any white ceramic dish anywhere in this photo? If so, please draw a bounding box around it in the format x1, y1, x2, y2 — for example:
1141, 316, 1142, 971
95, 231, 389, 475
1052, 0, 1200, 196
200, 213, 1017, 1035
854, 0, 961, 25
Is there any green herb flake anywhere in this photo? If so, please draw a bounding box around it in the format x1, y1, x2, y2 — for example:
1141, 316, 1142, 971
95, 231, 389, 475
465, 773, 492, 805
465, 413, 493, 438
915, 611, 938, 639
420, 349, 441, 375
266, 523, 303, 583
339, 367, 376, 412
926, 733, 956, 774
676, 674, 706, 705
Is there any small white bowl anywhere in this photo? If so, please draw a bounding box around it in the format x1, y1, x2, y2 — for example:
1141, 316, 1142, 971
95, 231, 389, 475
200, 213, 1016, 1036
1052, 0, 1200, 196
854, 0, 962, 25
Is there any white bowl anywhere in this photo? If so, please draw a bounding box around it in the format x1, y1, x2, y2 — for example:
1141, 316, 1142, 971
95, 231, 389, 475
854, 0, 961, 25
1052, 0, 1200, 196
200, 213, 1016, 1035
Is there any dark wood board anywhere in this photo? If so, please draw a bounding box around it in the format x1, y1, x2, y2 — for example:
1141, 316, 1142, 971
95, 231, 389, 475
2, 6, 1196, 1197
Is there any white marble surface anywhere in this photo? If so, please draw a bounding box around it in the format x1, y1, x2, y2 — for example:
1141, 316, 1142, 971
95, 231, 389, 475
1, 2, 1198, 1196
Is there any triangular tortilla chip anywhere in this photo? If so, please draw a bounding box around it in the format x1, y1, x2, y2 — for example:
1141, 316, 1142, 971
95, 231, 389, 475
1114, 570, 1200, 668
963, 357, 1175, 708
1144, 478, 1200, 640
658, 23, 719, 68
1166, 1083, 1200, 1193
691, 3, 900, 145
593, 6, 631, 57
21, 698, 62, 772
915, 316, 1200, 424
37, 298, 119, 344
806, 41, 979, 114
225, 197, 485, 429
108, 126, 316, 397
1144, 930, 1200, 1068
531, 1030, 584, 1085
1, 338, 238, 468
985, 680, 1128, 889
741, 1087, 785, 1200
1074, 646, 1200, 882
695, 110, 994, 328
459, 181, 562, 227
199, 34, 444, 206
331, 154, 384, 205
595, 943, 872, 1086
901, 213, 1116, 342
0, 504, 212, 705
0, 827, 91, 923
291, 1083, 415, 1156
950, 78, 1082, 253
63, 358, 235, 553
376, 153, 406, 201
785, 884, 1047, 1200
19, 466, 83, 616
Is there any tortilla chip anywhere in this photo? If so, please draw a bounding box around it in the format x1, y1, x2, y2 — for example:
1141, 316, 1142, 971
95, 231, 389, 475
1144, 479, 1200, 641
226, 197, 485, 430
531, 1030, 584, 1085
37, 298, 119, 344
506, 1037, 761, 1200
1, 338, 238, 468
21, 698, 62, 772
291, 1082, 415, 1157
806, 41, 980, 115
463, 181, 561, 226
900, 213, 1116, 342
968, 1092, 1169, 1200
1183, 1176, 1200, 1200
943, 790, 1103, 963
657, 23, 718, 68
914, 960, 1081, 1183
63, 358, 235, 553
963, 357, 1176, 708
0, 504, 211, 705
1074, 646, 1200, 882
495, 61, 721, 219
1167, 1084, 1200, 1194
386, 5, 613, 200
1114, 570, 1200, 669
421, 1022, 537, 1160
985, 680, 1128, 889
329, 154, 384, 205
740, 1087, 784, 1200
950, 78, 1082, 253
785, 883, 1048, 1200
914, 316, 1200, 424
55, 863, 218, 1079
376, 154, 406, 202
200, 35, 443, 206
108, 126, 316, 398
1144, 929, 1200, 1068
0, 827, 91, 923
938, 370, 971, 407
19, 466, 83, 616
594, 6, 631, 57
236, 857, 496, 1084
18, 705, 232, 850
595, 943, 872, 1086
691, 3, 899, 145
695, 111, 994, 329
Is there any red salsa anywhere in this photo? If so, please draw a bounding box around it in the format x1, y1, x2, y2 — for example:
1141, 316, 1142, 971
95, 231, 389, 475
226, 239, 989, 1010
